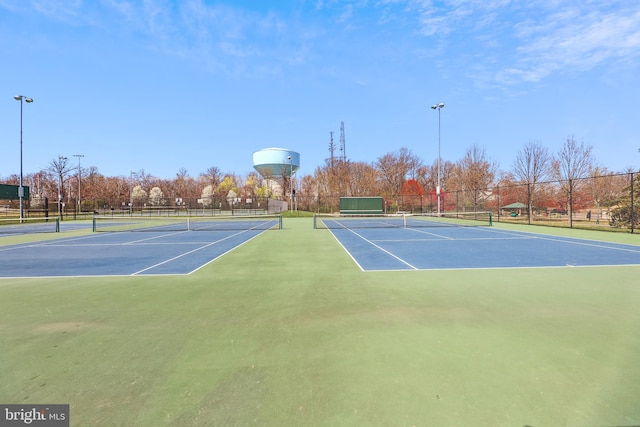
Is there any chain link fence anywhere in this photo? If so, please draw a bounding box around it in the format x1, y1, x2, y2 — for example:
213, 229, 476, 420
293, 172, 640, 233
4, 172, 639, 232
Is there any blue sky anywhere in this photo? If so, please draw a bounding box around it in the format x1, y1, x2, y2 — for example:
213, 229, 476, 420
2, 0, 639, 180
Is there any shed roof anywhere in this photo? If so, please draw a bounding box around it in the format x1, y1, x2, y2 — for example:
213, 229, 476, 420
501, 202, 527, 209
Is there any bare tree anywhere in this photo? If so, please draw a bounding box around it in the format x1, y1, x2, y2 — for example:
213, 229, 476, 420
552, 136, 594, 218
49, 156, 72, 216
348, 161, 379, 196
199, 166, 222, 189
398, 147, 422, 180
512, 140, 552, 217
553, 136, 594, 182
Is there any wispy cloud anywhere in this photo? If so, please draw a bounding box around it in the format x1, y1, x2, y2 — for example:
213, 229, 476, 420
504, 7, 640, 83
9, 0, 640, 87
403, 0, 640, 85
30, 0, 84, 22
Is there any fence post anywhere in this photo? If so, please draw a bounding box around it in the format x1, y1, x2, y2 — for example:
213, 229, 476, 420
527, 182, 531, 225
569, 179, 573, 228
496, 185, 500, 223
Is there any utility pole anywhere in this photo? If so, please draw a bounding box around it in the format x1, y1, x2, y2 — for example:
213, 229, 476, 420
73, 154, 84, 214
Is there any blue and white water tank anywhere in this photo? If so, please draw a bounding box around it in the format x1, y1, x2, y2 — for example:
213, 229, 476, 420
252, 148, 300, 178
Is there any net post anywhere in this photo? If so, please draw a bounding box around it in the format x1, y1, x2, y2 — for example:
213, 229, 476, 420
313, 213, 317, 229
489, 212, 493, 226
403, 212, 407, 228
279, 214, 283, 229
55, 217, 60, 232
92, 216, 96, 232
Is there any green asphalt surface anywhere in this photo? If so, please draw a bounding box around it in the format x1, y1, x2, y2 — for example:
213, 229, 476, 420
1, 218, 639, 426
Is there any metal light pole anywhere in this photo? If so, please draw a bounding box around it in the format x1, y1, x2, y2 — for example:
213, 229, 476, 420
431, 102, 445, 215
14, 95, 33, 222
73, 154, 84, 215
58, 155, 67, 218
287, 156, 293, 213
129, 171, 137, 216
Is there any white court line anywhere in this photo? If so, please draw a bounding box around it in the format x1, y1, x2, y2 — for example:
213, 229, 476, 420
362, 263, 640, 272
0, 227, 271, 278
404, 227, 456, 240
373, 236, 533, 243
471, 226, 640, 254
187, 230, 267, 275
132, 228, 263, 275
328, 227, 419, 270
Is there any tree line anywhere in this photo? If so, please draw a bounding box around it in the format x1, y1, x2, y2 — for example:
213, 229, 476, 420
1, 136, 637, 223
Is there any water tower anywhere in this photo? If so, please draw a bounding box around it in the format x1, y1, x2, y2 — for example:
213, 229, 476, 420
252, 148, 300, 178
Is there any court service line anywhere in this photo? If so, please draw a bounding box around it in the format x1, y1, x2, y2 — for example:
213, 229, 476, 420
532, 235, 640, 254
404, 227, 456, 240
335, 227, 419, 270
131, 229, 261, 275
187, 230, 268, 275
477, 227, 640, 253
372, 236, 532, 243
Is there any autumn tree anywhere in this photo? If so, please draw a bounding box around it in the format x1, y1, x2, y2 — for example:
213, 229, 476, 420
452, 144, 497, 211
297, 174, 317, 211
609, 172, 640, 229
399, 179, 425, 212
217, 176, 238, 209
375, 148, 423, 203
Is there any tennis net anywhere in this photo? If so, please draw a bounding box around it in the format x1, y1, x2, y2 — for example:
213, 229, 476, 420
0, 217, 60, 234
313, 212, 492, 229
93, 214, 282, 232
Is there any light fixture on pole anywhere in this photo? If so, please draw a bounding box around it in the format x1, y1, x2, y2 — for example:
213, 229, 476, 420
287, 156, 293, 213
431, 102, 445, 216
73, 154, 84, 214
14, 95, 33, 222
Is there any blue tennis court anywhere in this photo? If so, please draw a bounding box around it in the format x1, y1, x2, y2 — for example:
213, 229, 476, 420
325, 224, 640, 271
0, 228, 271, 278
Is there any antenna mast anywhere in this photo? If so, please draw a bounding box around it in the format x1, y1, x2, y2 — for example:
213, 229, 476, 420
328, 131, 335, 168
339, 121, 346, 161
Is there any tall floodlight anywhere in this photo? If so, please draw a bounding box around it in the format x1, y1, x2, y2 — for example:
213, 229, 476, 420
287, 156, 293, 212
431, 103, 445, 215
57, 155, 67, 217
14, 95, 34, 222
73, 154, 84, 214
129, 171, 138, 216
